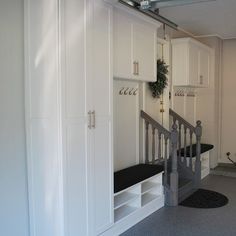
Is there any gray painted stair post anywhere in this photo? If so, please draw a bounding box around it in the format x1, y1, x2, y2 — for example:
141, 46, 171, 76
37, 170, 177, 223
195, 120, 202, 188
169, 123, 178, 206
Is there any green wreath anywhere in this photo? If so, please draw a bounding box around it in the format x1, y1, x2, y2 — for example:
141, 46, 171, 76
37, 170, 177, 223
148, 59, 168, 98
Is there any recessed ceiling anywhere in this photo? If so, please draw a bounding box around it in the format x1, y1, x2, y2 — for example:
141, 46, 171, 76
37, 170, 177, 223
159, 0, 236, 39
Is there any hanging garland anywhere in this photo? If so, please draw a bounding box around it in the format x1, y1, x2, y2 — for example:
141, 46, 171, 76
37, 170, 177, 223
148, 59, 168, 98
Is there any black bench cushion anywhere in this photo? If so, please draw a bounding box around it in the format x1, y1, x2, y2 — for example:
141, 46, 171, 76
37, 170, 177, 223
178, 143, 214, 157
114, 164, 164, 193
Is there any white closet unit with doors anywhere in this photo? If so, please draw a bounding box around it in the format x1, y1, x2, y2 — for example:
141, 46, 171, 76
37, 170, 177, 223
172, 37, 211, 88
113, 6, 160, 82
25, 0, 113, 235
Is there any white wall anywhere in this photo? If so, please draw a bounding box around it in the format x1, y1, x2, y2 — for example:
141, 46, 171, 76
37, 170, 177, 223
0, 1, 29, 235
113, 80, 140, 171
221, 39, 236, 163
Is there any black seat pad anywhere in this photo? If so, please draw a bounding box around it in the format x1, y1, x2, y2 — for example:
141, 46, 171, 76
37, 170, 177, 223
178, 143, 214, 157
114, 164, 164, 193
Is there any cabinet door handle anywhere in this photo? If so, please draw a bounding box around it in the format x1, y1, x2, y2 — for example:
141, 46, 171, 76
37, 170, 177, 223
137, 61, 139, 75
88, 111, 92, 129
200, 75, 203, 85
91, 110, 96, 129
133, 61, 137, 75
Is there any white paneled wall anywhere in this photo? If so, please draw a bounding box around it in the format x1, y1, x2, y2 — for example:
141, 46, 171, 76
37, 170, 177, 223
114, 80, 140, 171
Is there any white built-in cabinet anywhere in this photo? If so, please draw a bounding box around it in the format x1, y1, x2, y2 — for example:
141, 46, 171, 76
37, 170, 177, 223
113, 8, 160, 82
25, 0, 113, 236
172, 38, 211, 87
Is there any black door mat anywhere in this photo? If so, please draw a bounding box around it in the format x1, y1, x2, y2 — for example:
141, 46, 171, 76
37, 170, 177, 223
180, 189, 228, 208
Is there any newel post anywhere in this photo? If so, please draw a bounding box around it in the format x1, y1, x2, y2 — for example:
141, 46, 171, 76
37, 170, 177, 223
169, 123, 179, 206
195, 120, 202, 189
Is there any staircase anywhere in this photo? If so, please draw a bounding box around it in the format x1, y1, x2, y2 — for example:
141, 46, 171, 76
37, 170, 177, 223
140, 109, 202, 206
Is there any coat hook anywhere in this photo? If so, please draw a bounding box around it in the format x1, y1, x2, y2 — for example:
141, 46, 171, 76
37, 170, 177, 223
119, 87, 125, 95
124, 87, 129, 95
133, 88, 138, 95
129, 88, 134, 95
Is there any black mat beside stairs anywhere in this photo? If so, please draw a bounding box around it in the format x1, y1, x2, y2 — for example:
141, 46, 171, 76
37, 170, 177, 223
180, 188, 228, 208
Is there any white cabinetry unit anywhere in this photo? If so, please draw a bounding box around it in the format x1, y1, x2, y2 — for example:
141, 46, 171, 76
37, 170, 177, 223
113, 8, 160, 82
172, 38, 211, 87
25, 0, 113, 236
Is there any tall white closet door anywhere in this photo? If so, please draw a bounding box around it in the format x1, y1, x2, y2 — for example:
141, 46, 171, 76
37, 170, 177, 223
61, 0, 90, 236
25, 0, 64, 235
90, 0, 113, 234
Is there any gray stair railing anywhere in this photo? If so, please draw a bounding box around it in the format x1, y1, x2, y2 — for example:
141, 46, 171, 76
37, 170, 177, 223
141, 110, 179, 206
169, 108, 202, 189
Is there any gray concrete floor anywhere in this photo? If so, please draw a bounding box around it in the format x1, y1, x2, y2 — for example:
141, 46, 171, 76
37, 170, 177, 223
121, 175, 236, 236
211, 164, 236, 178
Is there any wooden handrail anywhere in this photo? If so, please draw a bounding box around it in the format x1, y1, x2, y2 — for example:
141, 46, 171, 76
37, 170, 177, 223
141, 110, 170, 138
169, 108, 195, 132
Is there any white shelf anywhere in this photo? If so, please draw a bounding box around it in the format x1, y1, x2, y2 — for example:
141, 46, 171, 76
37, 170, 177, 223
142, 193, 161, 206
113, 172, 164, 224
141, 182, 161, 194
114, 192, 139, 210
114, 205, 138, 222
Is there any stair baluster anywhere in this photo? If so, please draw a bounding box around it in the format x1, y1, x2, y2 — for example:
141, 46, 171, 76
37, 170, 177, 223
170, 124, 179, 206
152, 127, 155, 164
189, 131, 193, 170
145, 121, 149, 164
164, 137, 168, 187
184, 127, 187, 166
158, 132, 162, 161
195, 120, 202, 188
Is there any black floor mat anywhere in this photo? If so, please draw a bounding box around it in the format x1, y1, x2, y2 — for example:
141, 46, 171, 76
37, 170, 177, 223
180, 188, 228, 208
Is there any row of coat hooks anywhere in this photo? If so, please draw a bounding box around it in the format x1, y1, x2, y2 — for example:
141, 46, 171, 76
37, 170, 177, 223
119, 87, 138, 96
174, 88, 196, 97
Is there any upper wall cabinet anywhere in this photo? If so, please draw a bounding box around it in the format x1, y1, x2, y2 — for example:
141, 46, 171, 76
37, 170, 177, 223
172, 38, 211, 88
113, 8, 161, 82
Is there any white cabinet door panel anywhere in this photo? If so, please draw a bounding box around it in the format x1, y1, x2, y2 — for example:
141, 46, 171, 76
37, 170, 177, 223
62, 0, 90, 236
113, 10, 132, 79
189, 42, 199, 86
91, 1, 113, 234
133, 22, 156, 81
65, 123, 89, 236
93, 119, 113, 234
199, 49, 210, 87
92, 1, 112, 117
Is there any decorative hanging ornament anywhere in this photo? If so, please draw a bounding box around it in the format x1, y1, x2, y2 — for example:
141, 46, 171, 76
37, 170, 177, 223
148, 59, 168, 98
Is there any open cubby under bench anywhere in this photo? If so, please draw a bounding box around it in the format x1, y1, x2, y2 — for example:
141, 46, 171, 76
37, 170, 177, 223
113, 164, 164, 223
178, 143, 214, 179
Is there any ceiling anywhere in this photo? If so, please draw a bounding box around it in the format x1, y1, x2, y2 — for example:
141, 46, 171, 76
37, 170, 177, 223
159, 0, 236, 39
